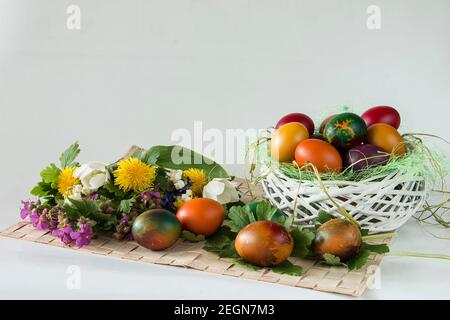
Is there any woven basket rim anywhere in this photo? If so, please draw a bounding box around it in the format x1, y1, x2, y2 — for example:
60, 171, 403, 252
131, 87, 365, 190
263, 164, 427, 186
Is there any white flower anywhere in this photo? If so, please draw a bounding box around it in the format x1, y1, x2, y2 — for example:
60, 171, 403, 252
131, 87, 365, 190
181, 189, 193, 201
168, 169, 183, 183
174, 180, 186, 190
202, 178, 239, 204
67, 184, 83, 202
74, 162, 110, 194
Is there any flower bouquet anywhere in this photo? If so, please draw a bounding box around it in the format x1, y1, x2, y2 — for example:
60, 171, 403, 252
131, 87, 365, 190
20, 143, 237, 248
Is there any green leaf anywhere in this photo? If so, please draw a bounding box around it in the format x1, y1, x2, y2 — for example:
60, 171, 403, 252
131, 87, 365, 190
360, 229, 370, 237
63, 199, 118, 232
317, 210, 334, 224
322, 253, 343, 266
131, 148, 143, 159
205, 225, 235, 245
103, 181, 126, 198
234, 258, 261, 271
154, 168, 170, 192
204, 241, 239, 258
284, 214, 294, 230
272, 260, 303, 276
147, 145, 229, 179
346, 249, 372, 270
203, 225, 238, 257
362, 243, 389, 254
118, 198, 136, 213
290, 227, 315, 258
227, 205, 255, 233
141, 149, 160, 165
182, 231, 205, 242
30, 182, 53, 197
255, 201, 278, 222
59, 142, 80, 168
40, 164, 61, 189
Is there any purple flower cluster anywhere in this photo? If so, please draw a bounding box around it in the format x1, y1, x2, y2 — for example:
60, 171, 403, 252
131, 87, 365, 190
140, 191, 161, 208
20, 200, 93, 248
20, 200, 35, 219
51, 223, 93, 247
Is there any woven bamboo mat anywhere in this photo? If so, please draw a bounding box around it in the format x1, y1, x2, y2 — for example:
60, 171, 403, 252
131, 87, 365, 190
0, 178, 389, 297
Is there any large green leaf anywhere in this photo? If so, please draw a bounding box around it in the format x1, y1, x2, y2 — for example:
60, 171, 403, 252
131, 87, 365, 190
147, 145, 229, 179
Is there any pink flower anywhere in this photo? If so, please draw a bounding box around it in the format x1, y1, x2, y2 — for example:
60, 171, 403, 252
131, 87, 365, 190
70, 224, 93, 247
20, 200, 32, 219
88, 194, 99, 201
35, 208, 49, 230
140, 191, 161, 207
52, 225, 74, 245
30, 209, 40, 227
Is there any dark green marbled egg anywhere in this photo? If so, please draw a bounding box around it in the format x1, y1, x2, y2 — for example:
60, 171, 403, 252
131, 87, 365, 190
323, 113, 368, 149
132, 209, 181, 251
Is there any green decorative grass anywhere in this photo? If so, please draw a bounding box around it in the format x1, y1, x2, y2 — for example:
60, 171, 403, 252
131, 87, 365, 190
259, 135, 449, 184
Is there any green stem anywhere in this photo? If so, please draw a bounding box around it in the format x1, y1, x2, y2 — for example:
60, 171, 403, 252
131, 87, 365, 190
362, 232, 397, 241
389, 250, 450, 261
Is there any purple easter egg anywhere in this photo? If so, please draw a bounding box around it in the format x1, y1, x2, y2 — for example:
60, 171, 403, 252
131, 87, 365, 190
343, 144, 389, 171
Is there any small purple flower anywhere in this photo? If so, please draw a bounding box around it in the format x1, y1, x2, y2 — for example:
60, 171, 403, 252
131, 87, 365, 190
88, 194, 99, 201
20, 200, 32, 219
52, 225, 74, 245
70, 223, 93, 248
30, 209, 40, 227
140, 191, 161, 207
36, 208, 49, 230
120, 215, 129, 224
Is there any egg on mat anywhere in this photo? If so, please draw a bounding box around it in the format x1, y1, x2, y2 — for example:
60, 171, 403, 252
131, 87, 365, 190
132, 209, 181, 251
235, 221, 293, 267
176, 198, 224, 236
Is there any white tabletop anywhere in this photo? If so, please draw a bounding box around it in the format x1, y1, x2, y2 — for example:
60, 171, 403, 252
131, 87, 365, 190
1, 211, 449, 300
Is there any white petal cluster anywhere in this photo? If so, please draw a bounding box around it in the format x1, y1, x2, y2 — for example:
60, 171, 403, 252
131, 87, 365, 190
202, 178, 239, 204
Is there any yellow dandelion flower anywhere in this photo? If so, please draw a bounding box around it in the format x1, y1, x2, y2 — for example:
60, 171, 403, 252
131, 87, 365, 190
183, 168, 207, 195
57, 167, 80, 196
113, 157, 156, 192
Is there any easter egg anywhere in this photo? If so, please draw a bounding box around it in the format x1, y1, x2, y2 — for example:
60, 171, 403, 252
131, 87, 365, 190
176, 198, 224, 236
132, 209, 181, 251
275, 113, 315, 135
323, 113, 368, 149
235, 221, 293, 267
319, 114, 336, 134
362, 106, 401, 129
294, 139, 342, 173
343, 144, 389, 171
313, 219, 362, 262
270, 122, 309, 162
367, 123, 405, 156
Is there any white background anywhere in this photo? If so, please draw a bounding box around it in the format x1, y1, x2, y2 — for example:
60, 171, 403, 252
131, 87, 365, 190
0, 0, 449, 299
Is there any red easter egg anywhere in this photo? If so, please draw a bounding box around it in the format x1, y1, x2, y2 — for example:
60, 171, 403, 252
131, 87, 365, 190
275, 113, 315, 135
361, 106, 401, 129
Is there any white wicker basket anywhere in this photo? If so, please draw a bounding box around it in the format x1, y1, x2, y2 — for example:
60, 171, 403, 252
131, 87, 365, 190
262, 168, 430, 233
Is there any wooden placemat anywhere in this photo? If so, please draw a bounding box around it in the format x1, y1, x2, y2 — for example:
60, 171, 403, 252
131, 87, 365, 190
0, 177, 389, 297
